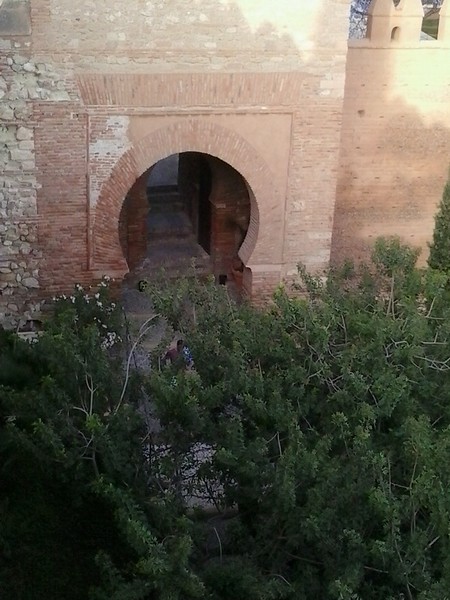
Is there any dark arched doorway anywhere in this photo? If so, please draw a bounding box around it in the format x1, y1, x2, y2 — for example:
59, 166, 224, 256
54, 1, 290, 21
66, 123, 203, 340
119, 152, 251, 297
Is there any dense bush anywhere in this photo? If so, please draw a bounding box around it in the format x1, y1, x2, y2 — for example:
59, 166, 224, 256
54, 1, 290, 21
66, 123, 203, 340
0, 281, 201, 600
2, 243, 450, 599
147, 240, 450, 600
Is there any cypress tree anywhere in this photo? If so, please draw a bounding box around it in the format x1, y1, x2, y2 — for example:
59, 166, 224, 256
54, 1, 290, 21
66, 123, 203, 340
428, 182, 450, 272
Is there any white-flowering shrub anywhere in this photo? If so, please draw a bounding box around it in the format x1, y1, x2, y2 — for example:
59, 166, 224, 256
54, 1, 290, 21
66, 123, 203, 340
51, 276, 122, 352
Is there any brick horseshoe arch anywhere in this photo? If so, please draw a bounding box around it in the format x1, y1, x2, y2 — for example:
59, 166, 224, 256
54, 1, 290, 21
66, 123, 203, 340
91, 119, 278, 274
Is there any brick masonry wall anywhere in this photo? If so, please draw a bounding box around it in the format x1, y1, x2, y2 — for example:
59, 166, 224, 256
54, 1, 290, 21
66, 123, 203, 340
208, 156, 250, 280
1, 0, 352, 314
34, 103, 88, 291
333, 41, 450, 266
120, 172, 149, 271
0, 0, 443, 312
283, 99, 346, 276
89, 114, 287, 275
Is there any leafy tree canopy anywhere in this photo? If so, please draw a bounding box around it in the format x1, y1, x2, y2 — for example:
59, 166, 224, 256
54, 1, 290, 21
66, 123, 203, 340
2, 241, 450, 600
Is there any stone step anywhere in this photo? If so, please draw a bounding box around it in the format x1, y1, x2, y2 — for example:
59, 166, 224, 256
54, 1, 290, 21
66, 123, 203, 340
149, 201, 186, 213
124, 237, 212, 288
147, 209, 193, 239
128, 262, 211, 285
141, 247, 211, 268
148, 191, 185, 211
136, 256, 211, 275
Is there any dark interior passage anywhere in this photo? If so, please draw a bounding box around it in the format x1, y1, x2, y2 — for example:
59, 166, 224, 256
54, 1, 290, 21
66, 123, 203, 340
119, 152, 250, 296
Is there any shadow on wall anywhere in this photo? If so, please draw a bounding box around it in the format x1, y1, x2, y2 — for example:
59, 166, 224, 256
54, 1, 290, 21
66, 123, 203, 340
331, 0, 450, 267
31, 0, 337, 69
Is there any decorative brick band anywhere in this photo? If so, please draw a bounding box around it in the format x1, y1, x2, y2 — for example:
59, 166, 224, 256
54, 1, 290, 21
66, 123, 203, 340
77, 72, 308, 109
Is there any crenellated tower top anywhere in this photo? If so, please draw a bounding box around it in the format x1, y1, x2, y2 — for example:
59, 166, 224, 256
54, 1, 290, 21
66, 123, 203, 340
366, 0, 424, 44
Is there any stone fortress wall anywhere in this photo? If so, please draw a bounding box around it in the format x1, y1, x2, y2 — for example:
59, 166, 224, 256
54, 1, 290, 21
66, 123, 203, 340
0, 0, 449, 323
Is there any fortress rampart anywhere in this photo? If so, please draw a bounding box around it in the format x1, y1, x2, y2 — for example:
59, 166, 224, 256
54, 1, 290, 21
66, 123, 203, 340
0, 0, 449, 323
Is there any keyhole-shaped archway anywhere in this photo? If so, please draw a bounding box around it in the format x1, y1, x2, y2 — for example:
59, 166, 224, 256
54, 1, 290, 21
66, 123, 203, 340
118, 151, 251, 295
91, 119, 281, 298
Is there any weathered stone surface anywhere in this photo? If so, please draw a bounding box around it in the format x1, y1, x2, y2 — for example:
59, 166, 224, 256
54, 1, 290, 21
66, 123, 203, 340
0, 104, 14, 120
9, 148, 33, 161
22, 62, 36, 73
12, 54, 28, 66
0, 3, 31, 37
0, 127, 16, 143
22, 276, 39, 288
47, 90, 70, 101
14, 105, 32, 119
16, 126, 32, 140
18, 139, 34, 150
